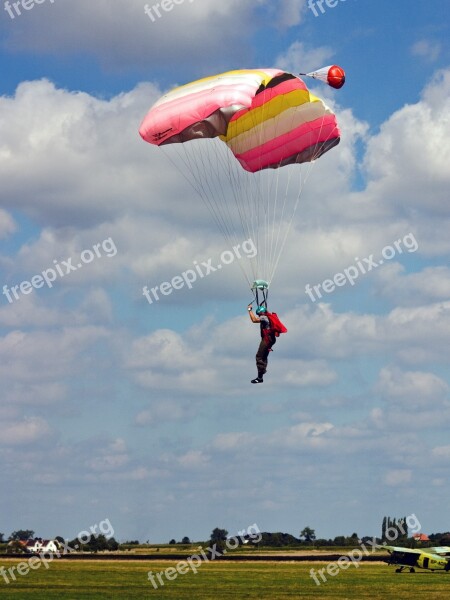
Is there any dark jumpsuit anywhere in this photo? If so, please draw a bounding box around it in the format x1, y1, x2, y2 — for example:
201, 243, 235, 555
255, 315, 276, 379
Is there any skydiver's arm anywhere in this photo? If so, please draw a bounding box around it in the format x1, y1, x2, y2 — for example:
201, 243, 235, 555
247, 305, 260, 323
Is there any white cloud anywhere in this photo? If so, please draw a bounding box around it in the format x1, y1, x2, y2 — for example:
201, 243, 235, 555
276, 41, 333, 74
0, 209, 15, 239
178, 449, 209, 469
377, 366, 449, 403
135, 399, 195, 426
285, 360, 337, 386
0, 0, 302, 70
411, 39, 442, 62
360, 69, 450, 228
432, 445, 450, 461
373, 264, 450, 306
1, 416, 52, 446
384, 469, 412, 486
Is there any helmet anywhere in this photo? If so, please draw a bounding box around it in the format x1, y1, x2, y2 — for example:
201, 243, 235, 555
255, 305, 267, 315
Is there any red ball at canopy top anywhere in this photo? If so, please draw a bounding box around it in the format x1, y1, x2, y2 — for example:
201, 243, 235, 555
327, 65, 346, 89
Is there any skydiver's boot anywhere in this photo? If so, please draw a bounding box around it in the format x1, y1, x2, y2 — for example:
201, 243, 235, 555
251, 377, 263, 384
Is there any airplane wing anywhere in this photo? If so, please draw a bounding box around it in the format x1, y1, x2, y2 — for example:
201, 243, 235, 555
383, 546, 423, 554
427, 546, 450, 556
383, 545, 450, 555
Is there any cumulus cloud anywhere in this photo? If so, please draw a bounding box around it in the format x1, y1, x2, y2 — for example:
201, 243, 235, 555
359, 69, 450, 227
373, 264, 450, 306
1, 43, 450, 540
275, 41, 333, 74
0, 0, 304, 71
1, 416, 52, 446
0, 79, 165, 229
377, 366, 449, 403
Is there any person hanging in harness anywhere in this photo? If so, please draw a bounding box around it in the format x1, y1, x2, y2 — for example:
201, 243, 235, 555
247, 304, 287, 384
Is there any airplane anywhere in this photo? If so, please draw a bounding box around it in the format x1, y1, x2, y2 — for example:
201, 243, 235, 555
383, 544, 450, 573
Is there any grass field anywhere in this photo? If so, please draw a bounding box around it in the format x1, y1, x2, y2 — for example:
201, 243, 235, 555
0, 559, 449, 599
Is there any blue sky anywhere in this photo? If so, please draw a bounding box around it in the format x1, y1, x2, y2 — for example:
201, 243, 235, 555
0, 0, 449, 545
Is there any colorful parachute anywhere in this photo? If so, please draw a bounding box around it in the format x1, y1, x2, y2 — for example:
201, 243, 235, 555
140, 68, 343, 291
140, 69, 340, 170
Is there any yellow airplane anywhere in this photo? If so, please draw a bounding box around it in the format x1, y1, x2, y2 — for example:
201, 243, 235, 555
384, 545, 450, 573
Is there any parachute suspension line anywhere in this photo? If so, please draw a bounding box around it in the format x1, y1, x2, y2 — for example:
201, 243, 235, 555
246, 90, 262, 280
209, 138, 259, 283
161, 142, 253, 289
267, 97, 304, 284
251, 85, 282, 286
200, 141, 256, 288
255, 89, 303, 286
268, 105, 341, 286
225, 142, 262, 283
189, 139, 257, 288
268, 165, 306, 287
177, 143, 234, 245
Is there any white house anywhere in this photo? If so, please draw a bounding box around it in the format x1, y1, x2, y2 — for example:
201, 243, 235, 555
25, 538, 60, 553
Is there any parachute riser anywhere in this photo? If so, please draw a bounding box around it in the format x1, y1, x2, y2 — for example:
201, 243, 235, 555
251, 279, 269, 310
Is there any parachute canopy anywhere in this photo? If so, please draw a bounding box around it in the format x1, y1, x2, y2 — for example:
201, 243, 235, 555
139, 69, 340, 173
139, 68, 343, 290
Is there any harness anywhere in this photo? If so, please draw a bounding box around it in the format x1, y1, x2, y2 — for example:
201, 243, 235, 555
261, 312, 287, 349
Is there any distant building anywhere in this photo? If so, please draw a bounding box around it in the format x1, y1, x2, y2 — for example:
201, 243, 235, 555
412, 533, 430, 542
24, 538, 60, 553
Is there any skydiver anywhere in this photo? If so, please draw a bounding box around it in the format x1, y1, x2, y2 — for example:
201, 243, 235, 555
247, 304, 276, 384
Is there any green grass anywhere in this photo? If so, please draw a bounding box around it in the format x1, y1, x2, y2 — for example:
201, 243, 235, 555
0, 559, 449, 599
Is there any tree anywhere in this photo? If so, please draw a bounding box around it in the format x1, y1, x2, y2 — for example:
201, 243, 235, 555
382, 516, 387, 541
382, 515, 408, 543
333, 536, 346, 546
107, 537, 119, 551
6, 540, 27, 554
10, 530, 34, 541
300, 527, 316, 543
169, 539, 176, 545
123, 540, 140, 545
181, 536, 190, 544
0, 533, 5, 543
209, 528, 228, 554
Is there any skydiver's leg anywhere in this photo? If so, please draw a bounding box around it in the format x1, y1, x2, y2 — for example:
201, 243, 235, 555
256, 340, 269, 379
